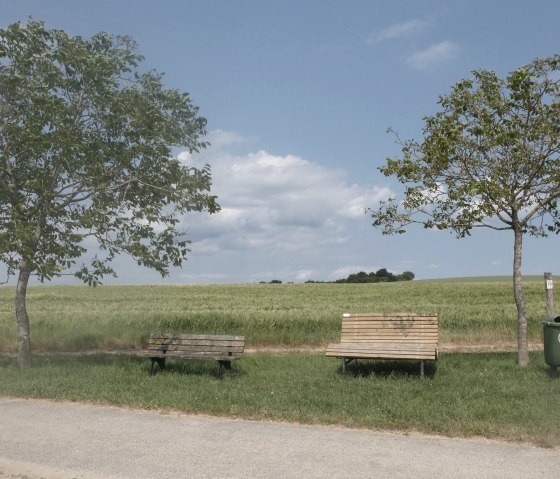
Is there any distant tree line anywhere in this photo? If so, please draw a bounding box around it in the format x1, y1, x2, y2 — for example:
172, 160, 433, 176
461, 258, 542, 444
305, 269, 415, 284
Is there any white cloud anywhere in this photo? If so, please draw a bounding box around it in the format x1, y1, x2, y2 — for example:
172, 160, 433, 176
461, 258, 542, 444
179, 272, 229, 282
183, 137, 393, 265
370, 19, 429, 43
295, 269, 315, 281
406, 41, 458, 70
332, 265, 381, 278
206, 129, 246, 149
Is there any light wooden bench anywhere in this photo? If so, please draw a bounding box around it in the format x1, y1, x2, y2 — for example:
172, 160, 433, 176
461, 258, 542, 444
326, 313, 438, 377
138, 333, 245, 378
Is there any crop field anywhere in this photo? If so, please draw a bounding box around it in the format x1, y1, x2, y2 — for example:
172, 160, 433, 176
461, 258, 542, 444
1, 277, 559, 447
0, 277, 554, 352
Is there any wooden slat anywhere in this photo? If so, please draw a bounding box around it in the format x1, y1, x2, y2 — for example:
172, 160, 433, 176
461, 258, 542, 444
136, 351, 242, 360
340, 331, 438, 336
341, 332, 437, 340
326, 351, 436, 359
327, 312, 439, 362
326, 343, 437, 360
328, 351, 435, 357
342, 318, 437, 322
147, 347, 244, 353
341, 324, 437, 330
149, 334, 245, 341
338, 338, 438, 347
342, 313, 436, 318
342, 313, 438, 321
341, 329, 437, 334
342, 323, 437, 329
148, 339, 245, 348
327, 343, 435, 353
140, 333, 246, 360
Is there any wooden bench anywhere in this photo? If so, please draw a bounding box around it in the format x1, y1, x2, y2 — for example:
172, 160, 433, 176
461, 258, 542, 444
138, 333, 245, 378
325, 313, 438, 377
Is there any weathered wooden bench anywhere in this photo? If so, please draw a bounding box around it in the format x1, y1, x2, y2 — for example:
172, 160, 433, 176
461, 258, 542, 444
326, 313, 438, 377
138, 333, 245, 378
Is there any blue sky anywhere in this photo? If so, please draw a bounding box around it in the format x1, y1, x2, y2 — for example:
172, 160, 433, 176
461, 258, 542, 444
2, 1, 560, 284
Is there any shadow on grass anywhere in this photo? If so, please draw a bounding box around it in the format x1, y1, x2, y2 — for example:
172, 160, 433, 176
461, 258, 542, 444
0, 352, 245, 379
148, 358, 245, 379
541, 364, 560, 379
339, 359, 438, 379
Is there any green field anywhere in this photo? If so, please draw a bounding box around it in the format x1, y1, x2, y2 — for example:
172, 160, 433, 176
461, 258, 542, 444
1, 278, 559, 447
0, 278, 554, 352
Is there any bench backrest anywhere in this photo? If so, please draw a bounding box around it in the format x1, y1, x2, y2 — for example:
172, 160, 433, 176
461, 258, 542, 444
339, 313, 438, 347
148, 333, 245, 357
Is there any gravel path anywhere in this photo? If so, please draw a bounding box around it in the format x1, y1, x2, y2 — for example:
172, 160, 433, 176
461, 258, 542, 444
0, 398, 558, 478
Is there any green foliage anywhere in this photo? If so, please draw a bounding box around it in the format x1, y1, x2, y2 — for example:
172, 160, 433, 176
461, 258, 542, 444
369, 54, 560, 365
370, 54, 560, 237
0, 20, 219, 285
335, 268, 415, 283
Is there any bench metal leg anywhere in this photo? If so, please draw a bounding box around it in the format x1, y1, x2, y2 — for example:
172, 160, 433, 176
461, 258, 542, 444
341, 358, 355, 374
217, 360, 232, 379
150, 357, 166, 375
420, 360, 425, 378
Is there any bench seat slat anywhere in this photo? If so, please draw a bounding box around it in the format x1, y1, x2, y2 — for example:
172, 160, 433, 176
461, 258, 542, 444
326, 343, 437, 360
342, 313, 437, 321
341, 326, 438, 331
335, 339, 437, 349
148, 340, 245, 348
341, 319, 438, 324
340, 336, 438, 342
149, 334, 245, 341
137, 351, 243, 360
341, 329, 438, 338
147, 346, 244, 355
149, 338, 245, 345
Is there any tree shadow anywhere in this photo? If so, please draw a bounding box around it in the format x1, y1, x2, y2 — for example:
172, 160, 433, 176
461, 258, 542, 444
146, 357, 244, 379
540, 364, 559, 379
0, 352, 245, 379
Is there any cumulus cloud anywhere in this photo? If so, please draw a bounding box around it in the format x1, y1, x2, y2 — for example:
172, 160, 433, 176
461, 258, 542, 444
179, 136, 393, 268
406, 41, 458, 70
370, 19, 429, 43
331, 265, 382, 279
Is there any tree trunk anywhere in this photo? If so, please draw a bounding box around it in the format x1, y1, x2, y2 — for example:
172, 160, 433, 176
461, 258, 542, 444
512, 225, 529, 366
16, 260, 33, 369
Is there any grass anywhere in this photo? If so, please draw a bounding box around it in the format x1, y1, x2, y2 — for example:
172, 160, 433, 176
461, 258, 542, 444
0, 278, 555, 352
0, 278, 558, 447
0, 351, 558, 447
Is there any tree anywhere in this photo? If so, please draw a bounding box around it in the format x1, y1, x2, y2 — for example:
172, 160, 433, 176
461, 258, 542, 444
0, 21, 219, 368
399, 271, 415, 281
369, 54, 560, 366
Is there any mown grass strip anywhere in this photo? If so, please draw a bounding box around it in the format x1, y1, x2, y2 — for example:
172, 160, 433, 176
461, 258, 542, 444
0, 351, 558, 447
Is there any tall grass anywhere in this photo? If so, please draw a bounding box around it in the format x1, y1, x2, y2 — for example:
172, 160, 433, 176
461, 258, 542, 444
0, 278, 554, 352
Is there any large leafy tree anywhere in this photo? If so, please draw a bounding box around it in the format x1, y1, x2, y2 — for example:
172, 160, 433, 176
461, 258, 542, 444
0, 21, 219, 368
369, 54, 560, 366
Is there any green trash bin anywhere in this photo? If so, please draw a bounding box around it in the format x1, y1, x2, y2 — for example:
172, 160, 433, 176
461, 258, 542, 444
543, 317, 560, 377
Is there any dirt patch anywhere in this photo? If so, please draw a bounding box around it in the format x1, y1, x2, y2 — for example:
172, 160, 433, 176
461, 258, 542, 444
440, 342, 543, 353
